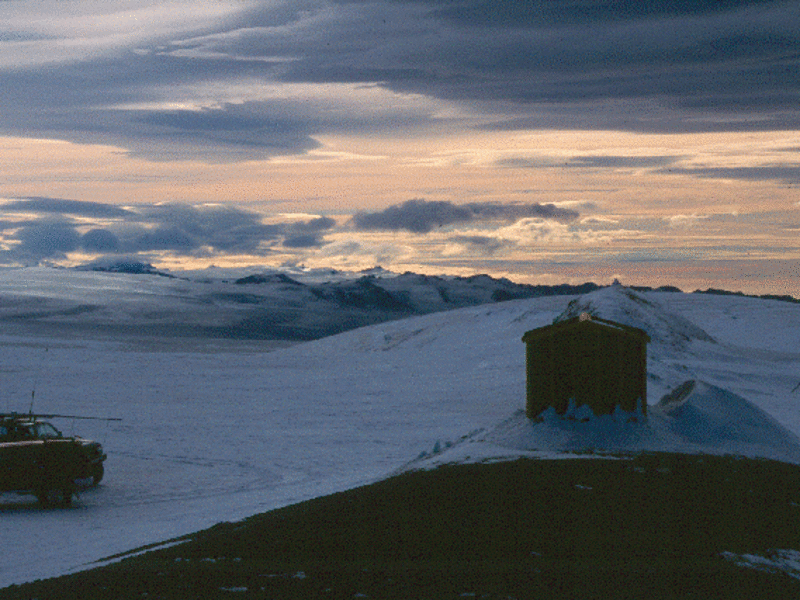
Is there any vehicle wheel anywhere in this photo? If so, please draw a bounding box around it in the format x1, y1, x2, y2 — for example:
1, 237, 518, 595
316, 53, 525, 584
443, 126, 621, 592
60, 486, 74, 507
91, 462, 104, 486
36, 485, 74, 507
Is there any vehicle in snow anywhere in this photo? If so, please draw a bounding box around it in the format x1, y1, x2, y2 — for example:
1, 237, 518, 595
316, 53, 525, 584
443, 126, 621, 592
0, 413, 108, 506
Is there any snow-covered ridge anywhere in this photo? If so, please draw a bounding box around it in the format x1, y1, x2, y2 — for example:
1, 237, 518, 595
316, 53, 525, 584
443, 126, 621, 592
0, 266, 600, 340
1, 266, 795, 344
556, 283, 715, 351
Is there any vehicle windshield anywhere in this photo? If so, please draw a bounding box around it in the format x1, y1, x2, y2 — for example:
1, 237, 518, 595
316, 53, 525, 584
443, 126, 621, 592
34, 422, 61, 438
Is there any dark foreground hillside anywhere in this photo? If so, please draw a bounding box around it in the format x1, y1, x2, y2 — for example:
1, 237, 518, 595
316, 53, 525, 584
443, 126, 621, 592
4, 454, 800, 599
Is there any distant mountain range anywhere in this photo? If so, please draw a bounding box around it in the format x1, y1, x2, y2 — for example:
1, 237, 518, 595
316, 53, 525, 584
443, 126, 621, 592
212, 271, 609, 339
0, 262, 792, 341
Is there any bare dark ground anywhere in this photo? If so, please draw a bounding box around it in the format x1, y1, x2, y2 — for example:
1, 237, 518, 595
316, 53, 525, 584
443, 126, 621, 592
3, 453, 800, 599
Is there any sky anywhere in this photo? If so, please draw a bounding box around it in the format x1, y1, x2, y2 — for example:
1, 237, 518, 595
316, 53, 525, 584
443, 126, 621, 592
0, 0, 798, 295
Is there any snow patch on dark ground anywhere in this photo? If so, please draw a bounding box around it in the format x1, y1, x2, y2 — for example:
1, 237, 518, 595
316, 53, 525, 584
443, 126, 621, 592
721, 550, 800, 581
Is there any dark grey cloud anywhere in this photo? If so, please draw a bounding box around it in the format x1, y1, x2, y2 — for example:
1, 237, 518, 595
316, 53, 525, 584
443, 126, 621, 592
566, 156, 682, 170
497, 154, 683, 170
352, 199, 578, 233
3, 197, 131, 218
659, 165, 800, 185
464, 202, 579, 222
450, 234, 509, 254
13, 220, 81, 262
282, 233, 326, 248
429, 0, 766, 27
292, 216, 337, 232
480, 108, 800, 135
352, 199, 472, 233
256, 0, 800, 130
0, 60, 322, 160
126, 102, 322, 160
131, 204, 285, 253
499, 154, 800, 183
0, 0, 796, 160
279, 216, 337, 248
0, 198, 337, 264
133, 225, 197, 252
81, 229, 120, 252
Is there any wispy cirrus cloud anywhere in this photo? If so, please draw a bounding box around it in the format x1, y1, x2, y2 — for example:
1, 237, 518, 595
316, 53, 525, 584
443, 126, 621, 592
659, 165, 800, 185
497, 154, 683, 170
2, 196, 132, 218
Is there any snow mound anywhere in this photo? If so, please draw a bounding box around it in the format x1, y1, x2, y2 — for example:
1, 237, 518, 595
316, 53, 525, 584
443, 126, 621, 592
655, 380, 800, 454
555, 283, 714, 351
404, 380, 800, 469
479, 401, 652, 456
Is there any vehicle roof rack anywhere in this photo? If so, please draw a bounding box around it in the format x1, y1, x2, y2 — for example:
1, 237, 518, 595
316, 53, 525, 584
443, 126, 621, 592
0, 412, 121, 421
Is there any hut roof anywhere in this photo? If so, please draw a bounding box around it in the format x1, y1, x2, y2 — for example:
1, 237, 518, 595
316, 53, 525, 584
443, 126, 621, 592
521, 313, 650, 344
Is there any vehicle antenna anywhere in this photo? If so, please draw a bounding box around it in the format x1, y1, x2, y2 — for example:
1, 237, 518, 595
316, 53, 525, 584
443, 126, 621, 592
28, 347, 48, 415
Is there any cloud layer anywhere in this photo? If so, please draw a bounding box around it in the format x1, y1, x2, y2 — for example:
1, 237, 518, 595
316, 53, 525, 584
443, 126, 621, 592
352, 199, 579, 233
0, 196, 582, 265
0, 0, 796, 160
0, 198, 339, 264
0, 2, 798, 296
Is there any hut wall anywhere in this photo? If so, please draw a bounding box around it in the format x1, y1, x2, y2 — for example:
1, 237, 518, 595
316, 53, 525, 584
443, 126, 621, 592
524, 321, 647, 418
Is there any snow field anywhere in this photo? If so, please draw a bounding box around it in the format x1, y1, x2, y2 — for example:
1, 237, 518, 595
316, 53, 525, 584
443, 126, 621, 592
1, 279, 800, 587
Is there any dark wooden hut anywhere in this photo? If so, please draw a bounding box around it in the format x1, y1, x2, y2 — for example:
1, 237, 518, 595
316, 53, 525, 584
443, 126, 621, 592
521, 313, 649, 419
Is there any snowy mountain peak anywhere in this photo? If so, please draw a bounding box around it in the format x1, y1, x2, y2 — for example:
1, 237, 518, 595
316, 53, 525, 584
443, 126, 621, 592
554, 285, 714, 351
75, 259, 176, 277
